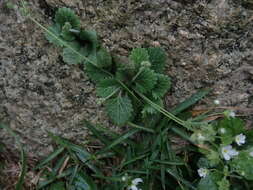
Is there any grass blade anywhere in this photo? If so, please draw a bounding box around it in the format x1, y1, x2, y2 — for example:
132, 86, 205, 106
97, 129, 140, 155
171, 89, 211, 115
35, 147, 65, 170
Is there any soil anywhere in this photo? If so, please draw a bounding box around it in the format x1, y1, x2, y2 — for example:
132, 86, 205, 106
0, 0, 253, 187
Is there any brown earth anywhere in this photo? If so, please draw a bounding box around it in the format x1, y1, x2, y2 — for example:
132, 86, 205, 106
0, 0, 253, 187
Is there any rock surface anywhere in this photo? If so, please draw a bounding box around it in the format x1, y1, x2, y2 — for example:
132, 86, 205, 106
0, 0, 253, 157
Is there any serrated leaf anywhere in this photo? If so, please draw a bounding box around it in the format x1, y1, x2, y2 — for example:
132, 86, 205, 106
62, 42, 88, 64
62, 47, 88, 65
217, 118, 245, 145
147, 47, 167, 73
152, 74, 171, 99
61, 22, 75, 41
142, 98, 163, 117
105, 95, 133, 125
129, 48, 149, 69
197, 174, 218, 190
230, 150, 253, 180
96, 78, 120, 98
45, 24, 66, 47
96, 47, 112, 68
79, 30, 99, 53
85, 62, 111, 83
217, 177, 230, 190
55, 8, 80, 29
134, 68, 157, 93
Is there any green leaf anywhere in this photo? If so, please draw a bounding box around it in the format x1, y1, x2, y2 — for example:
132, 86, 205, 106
152, 74, 171, 99
35, 147, 65, 170
85, 62, 111, 83
217, 118, 245, 145
79, 30, 99, 53
55, 8, 80, 30
217, 177, 230, 190
62, 42, 88, 64
61, 22, 75, 41
71, 172, 97, 190
97, 129, 139, 155
230, 150, 253, 180
142, 98, 163, 117
171, 89, 211, 115
49, 182, 66, 190
134, 68, 157, 93
96, 47, 112, 68
129, 48, 149, 69
147, 47, 167, 73
96, 78, 120, 98
197, 174, 218, 190
45, 24, 65, 47
15, 145, 27, 190
105, 95, 134, 125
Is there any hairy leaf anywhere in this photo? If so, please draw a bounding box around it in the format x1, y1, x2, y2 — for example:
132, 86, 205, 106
60, 22, 75, 41
134, 68, 157, 93
45, 24, 65, 47
79, 30, 99, 53
217, 118, 245, 145
105, 95, 133, 125
96, 47, 112, 68
129, 48, 149, 69
85, 62, 111, 83
96, 78, 121, 98
62, 42, 88, 64
152, 74, 171, 99
147, 47, 167, 73
142, 98, 163, 117
55, 7, 80, 29
230, 150, 253, 180
197, 174, 218, 190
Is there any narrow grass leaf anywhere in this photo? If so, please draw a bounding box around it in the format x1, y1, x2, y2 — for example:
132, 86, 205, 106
97, 129, 140, 155
171, 89, 211, 115
35, 147, 65, 170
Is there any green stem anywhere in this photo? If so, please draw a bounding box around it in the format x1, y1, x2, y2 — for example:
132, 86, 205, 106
128, 122, 155, 133
131, 67, 144, 83
137, 92, 186, 126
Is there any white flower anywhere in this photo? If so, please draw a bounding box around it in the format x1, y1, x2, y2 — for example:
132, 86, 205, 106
220, 128, 226, 134
221, 145, 239, 160
229, 111, 236, 118
197, 133, 205, 141
214, 99, 220, 105
128, 178, 143, 190
235, 134, 246, 146
249, 152, 253, 157
122, 176, 127, 182
198, 168, 208, 178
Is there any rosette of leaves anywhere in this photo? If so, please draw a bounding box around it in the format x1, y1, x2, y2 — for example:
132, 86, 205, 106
95, 47, 171, 125
45, 8, 172, 126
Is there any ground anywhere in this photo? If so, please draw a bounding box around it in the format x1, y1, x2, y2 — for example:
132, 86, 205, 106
0, 0, 253, 188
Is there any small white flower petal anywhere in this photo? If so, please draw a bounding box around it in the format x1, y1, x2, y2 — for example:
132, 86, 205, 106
128, 185, 138, 190
229, 111, 236, 118
198, 168, 208, 178
235, 134, 246, 146
214, 100, 220, 105
223, 153, 231, 160
220, 128, 226, 134
249, 152, 253, 157
221, 145, 238, 160
132, 178, 143, 185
